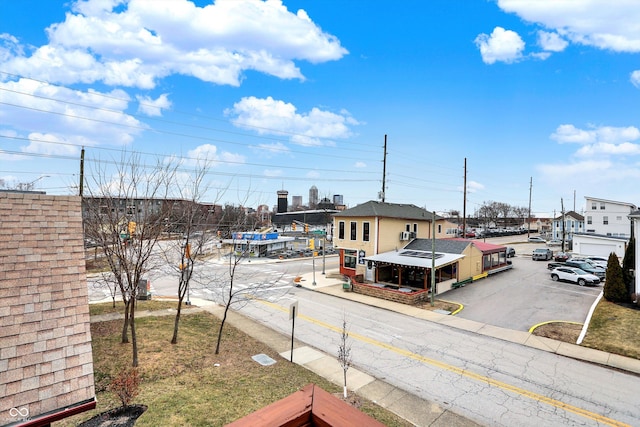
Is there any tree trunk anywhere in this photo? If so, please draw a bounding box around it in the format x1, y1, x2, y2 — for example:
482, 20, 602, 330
171, 296, 184, 344
215, 303, 230, 355
121, 298, 130, 344
130, 299, 138, 367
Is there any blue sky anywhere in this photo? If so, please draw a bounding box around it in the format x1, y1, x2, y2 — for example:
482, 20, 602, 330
2, 0, 640, 218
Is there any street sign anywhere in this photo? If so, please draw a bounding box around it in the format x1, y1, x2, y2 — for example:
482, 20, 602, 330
312, 230, 326, 236
289, 301, 298, 320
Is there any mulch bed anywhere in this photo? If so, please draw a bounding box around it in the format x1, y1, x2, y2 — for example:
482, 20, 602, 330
78, 405, 147, 427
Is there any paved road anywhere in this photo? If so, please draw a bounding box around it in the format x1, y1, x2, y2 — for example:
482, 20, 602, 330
236, 287, 640, 427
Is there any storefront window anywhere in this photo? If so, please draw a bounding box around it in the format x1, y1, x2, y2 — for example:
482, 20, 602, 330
344, 249, 357, 269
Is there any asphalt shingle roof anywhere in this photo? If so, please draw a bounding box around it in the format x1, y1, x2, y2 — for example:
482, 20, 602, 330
333, 200, 438, 220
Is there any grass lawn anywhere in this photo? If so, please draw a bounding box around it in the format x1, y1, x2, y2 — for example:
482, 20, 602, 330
581, 300, 640, 360
532, 299, 640, 360
56, 305, 414, 427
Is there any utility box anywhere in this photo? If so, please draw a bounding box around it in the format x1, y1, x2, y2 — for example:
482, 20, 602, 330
137, 278, 152, 300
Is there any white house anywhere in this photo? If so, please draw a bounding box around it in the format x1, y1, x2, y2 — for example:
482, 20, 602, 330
583, 196, 636, 237
551, 211, 584, 242
571, 197, 636, 258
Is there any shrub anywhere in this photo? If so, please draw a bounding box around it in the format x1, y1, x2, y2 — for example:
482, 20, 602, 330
604, 252, 629, 303
108, 368, 140, 407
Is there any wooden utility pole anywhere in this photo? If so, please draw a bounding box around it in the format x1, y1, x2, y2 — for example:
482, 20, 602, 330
79, 147, 85, 197
381, 134, 387, 202
462, 158, 467, 238
527, 177, 532, 237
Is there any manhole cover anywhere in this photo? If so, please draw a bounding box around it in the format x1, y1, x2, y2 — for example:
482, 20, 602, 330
252, 353, 276, 366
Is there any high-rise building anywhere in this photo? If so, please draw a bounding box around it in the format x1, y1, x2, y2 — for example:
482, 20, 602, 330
333, 194, 344, 206
309, 185, 318, 209
292, 195, 302, 209
277, 190, 288, 213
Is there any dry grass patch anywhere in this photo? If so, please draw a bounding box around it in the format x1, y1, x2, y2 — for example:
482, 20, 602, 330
89, 300, 179, 316
56, 308, 413, 427
531, 322, 582, 343
581, 300, 640, 360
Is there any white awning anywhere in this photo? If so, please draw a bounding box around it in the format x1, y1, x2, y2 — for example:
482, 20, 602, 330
364, 250, 464, 269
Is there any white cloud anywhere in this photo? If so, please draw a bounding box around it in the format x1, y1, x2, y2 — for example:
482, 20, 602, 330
354, 161, 366, 168
538, 31, 568, 52
474, 27, 525, 64
0, 79, 141, 155
497, 0, 640, 53
225, 96, 359, 146
575, 142, 640, 157
538, 159, 612, 179
2, 0, 347, 89
551, 124, 640, 145
631, 70, 640, 88
136, 93, 171, 117
186, 143, 245, 167
466, 181, 485, 193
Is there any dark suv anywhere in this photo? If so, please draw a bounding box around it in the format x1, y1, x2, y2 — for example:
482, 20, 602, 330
564, 260, 606, 280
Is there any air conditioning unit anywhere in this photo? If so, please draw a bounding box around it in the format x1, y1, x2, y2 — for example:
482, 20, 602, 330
400, 231, 410, 241
409, 232, 417, 239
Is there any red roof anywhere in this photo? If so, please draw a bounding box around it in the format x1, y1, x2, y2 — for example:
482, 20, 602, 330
445, 238, 506, 253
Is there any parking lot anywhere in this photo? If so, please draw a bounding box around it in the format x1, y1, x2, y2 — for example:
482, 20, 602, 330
444, 237, 602, 331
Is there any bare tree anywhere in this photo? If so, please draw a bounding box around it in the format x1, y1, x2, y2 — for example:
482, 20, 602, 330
337, 314, 352, 398
156, 161, 224, 344
83, 151, 178, 367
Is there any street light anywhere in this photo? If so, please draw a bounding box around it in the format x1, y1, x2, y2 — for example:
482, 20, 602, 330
17, 175, 50, 191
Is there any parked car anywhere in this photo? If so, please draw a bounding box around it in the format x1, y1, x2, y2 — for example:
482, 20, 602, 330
564, 260, 606, 280
547, 240, 562, 247
584, 256, 609, 269
550, 267, 601, 286
528, 236, 546, 243
506, 247, 516, 258
554, 252, 570, 262
532, 248, 553, 260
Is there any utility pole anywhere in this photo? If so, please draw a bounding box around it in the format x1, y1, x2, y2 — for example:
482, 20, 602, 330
79, 147, 85, 197
527, 177, 532, 238
462, 158, 467, 238
430, 210, 436, 307
380, 134, 387, 202
561, 198, 566, 252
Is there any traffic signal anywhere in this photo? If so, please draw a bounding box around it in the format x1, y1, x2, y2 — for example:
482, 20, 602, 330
304, 224, 309, 233
292, 222, 296, 231
185, 243, 191, 259
309, 239, 315, 250
128, 221, 136, 235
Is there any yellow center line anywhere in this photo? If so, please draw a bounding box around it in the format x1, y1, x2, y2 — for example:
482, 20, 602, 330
257, 298, 630, 427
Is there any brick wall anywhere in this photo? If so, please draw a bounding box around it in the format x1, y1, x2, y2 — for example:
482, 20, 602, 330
0, 192, 95, 425
352, 282, 429, 305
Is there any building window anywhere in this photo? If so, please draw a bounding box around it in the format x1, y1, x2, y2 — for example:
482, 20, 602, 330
600, 203, 605, 210
603, 216, 608, 225
344, 249, 357, 269
591, 202, 597, 210
617, 216, 622, 221
405, 223, 411, 232
363, 222, 370, 242
413, 223, 418, 233
437, 224, 442, 233
587, 216, 592, 225
338, 221, 345, 240
350, 221, 357, 240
